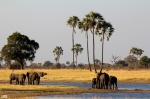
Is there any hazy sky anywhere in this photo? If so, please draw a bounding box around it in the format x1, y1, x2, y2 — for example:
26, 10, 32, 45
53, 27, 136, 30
0, 0, 150, 65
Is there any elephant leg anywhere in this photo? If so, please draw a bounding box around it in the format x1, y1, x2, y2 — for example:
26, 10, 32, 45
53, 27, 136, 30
10, 80, 12, 84
15, 80, 17, 84
96, 79, 99, 88
106, 83, 108, 89
109, 84, 112, 89
92, 83, 94, 88
33, 80, 35, 85
113, 83, 114, 89
115, 83, 118, 89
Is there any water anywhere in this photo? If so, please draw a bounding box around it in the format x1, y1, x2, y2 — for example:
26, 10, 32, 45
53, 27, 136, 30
36, 92, 150, 99
34, 82, 150, 99
41, 82, 150, 90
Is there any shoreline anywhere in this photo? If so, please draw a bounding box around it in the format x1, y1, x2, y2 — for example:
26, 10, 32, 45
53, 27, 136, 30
0, 80, 149, 98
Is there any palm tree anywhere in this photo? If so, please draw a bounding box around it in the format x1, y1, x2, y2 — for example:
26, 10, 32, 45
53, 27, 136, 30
67, 16, 80, 67
130, 47, 144, 67
53, 46, 63, 63
86, 11, 103, 73
96, 21, 114, 71
71, 44, 83, 66
78, 18, 92, 71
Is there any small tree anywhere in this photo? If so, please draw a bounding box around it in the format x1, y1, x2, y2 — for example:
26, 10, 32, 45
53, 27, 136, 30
43, 61, 53, 67
71, 44, 83, 66
66, 61, 70, 66
53, 46, 63, 63
110, 55, 120, 65
124, 55, 137, 67
130, 47, 144, 67
139, 56, 150, 68
1, 32, 39, 69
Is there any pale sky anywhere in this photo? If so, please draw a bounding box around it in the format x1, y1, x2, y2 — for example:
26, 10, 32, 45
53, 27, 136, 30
0, 0, 150, 65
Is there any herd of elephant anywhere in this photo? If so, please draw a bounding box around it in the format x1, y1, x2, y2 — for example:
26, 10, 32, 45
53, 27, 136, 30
10, 72, 47, 85
92, 71, 118, 89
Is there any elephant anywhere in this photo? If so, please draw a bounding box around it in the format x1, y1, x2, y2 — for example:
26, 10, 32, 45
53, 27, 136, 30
26, 72, 38, 85
10, 73, 19, 84
96, 72, 109, 89
26, 72, 47, 85
109, 76, 118, 89
18, 74, 26, 85
36, 72, 47, 85
92, 78, 96, 88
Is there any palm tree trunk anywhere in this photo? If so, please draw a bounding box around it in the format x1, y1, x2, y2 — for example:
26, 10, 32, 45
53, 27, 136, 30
72, 28, 75, 69
86, 31, 92, 71
101, 32, 104, 72
92, 28, 97, 73
76, 56, 78, 67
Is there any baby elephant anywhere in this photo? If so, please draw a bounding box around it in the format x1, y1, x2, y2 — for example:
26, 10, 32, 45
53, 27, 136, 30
92, 78, 96, 88
109, 76, 118, 89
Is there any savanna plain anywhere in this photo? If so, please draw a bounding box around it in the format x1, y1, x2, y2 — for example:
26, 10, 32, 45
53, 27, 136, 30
0, 69, 150, 99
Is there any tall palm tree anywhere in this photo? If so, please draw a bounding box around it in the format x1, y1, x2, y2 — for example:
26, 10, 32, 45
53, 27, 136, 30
96, 21, 114, 71
86, 11, 103, 73
78, 18, 92, 71
53, 46, 63, 63
130, 47, 144, 67
67, 16, 80, 67
71, 44, 83, 66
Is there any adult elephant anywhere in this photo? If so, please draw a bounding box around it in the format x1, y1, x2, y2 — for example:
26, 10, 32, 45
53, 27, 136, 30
36, 72, 47, 85
96, 72, 109, 89
109, 76, 118, 89
18, 74, 26, 85
26, 72, 38, 85
10, 73, 19, 84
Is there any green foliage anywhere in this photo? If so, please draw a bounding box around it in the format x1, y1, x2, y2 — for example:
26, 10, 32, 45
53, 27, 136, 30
53, 46, 63, 63
1, 32, 39, 69
67, 16, 80, 30
71, 43, 83, 66
116, 60, 128, 67
43, 61, 53, 67
71, 44, 83, 57
130, 47, 144, 58
139, 56, 150, 67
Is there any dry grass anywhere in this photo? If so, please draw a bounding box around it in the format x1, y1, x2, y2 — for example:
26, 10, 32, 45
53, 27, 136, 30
0, 69, 149, 98
0, 69, 150, 83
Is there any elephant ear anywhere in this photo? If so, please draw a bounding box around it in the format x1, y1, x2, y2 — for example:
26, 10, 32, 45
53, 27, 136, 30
41, 72, 44, 77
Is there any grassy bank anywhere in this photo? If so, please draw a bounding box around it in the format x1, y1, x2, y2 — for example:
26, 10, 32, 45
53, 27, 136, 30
0, 69, 150, 84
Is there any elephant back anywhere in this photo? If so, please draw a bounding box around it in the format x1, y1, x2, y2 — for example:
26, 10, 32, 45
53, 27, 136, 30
109, 76, 117, 83
10, 73, 19, 80
29, 72, 38, 80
